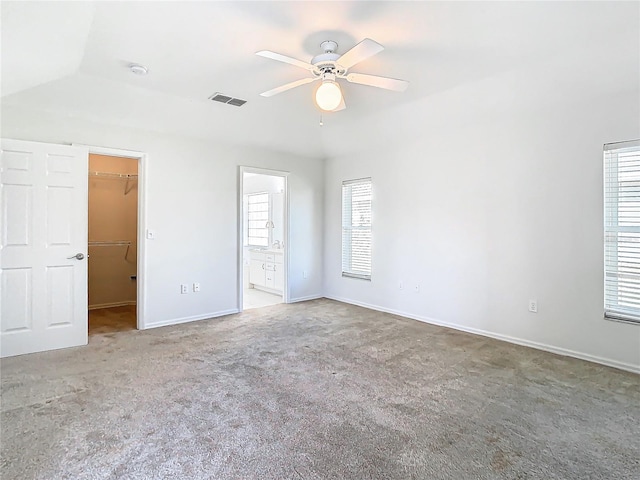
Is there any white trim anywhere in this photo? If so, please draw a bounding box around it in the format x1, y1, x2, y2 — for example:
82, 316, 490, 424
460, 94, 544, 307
325, 295, 640, 374
603, 139, 640, 151
341, 178, 372, 279
242, 166, 290, 176
238, 166, 290, 312
76, 144, 148, 330
89, 301, 136, 311
144, 309, 239, 330
289, 294, 323, 303
75, 144, 146, 159
342, 177, 372, 186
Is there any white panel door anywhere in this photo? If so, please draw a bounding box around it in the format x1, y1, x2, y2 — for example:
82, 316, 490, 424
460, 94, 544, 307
1, 139, 88, 357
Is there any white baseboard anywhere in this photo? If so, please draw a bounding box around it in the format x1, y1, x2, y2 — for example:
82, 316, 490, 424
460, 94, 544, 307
143, 308, 239, 330
324, 295, 640, 374
288, 294, 323, 303
253, 285, 283, 296
89, 301, 136, 310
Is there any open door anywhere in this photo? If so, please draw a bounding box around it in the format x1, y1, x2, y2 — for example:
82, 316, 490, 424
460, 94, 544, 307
1, 139, 88, 357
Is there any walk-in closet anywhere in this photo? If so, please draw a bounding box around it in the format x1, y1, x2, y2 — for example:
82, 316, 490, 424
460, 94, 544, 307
88, 154, 138, 334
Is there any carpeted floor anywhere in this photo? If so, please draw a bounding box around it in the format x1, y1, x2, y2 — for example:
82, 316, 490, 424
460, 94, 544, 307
1, 299, 638, 479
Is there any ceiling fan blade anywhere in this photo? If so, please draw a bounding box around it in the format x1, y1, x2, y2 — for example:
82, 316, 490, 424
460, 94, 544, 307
260, 77, 317, 97
346, 73, 409, 92
256, 50, 315, 72
337, 38, 384, 70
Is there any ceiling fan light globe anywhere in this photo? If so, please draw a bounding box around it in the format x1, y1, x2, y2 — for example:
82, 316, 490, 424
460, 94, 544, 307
315, 81, 342, 111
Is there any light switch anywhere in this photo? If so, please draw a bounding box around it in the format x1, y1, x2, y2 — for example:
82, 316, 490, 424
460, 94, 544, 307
146, 229, 155, 240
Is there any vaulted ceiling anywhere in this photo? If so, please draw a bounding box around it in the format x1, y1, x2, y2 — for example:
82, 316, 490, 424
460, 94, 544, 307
2, 1, 638, 159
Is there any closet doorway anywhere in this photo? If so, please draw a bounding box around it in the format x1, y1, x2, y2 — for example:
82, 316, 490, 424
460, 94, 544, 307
88, 154, 139, 335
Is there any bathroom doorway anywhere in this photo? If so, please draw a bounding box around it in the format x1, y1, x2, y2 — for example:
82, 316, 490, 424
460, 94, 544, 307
87, 153, 139, 334
239, 167, 289, 311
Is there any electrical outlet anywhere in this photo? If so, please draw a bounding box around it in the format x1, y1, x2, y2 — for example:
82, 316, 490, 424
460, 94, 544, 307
181, 284, 188, 294
529, 300, 538, 313
414, 284, 420, 293
193, 283, 200, 292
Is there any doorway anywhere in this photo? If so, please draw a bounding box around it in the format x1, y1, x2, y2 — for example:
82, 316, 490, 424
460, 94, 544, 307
239, 167, 289, 311
87, 154, 139, 335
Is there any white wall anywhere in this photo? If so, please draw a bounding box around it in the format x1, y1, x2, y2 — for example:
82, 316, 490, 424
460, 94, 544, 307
324, 76, 640, 372
1, 107, 324, 327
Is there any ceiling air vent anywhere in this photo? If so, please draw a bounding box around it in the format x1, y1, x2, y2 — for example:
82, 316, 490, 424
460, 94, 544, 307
227, 98, 247, 107
209, 93, 247, 107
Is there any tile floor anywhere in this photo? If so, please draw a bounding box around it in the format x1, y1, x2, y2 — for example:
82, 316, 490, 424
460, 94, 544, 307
243, 288, 283, 310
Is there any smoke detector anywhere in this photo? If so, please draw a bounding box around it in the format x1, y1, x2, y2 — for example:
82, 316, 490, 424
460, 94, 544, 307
129, 64, 148, 75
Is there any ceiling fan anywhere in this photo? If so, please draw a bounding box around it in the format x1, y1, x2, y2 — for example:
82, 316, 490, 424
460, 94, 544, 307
257, 38, 409, 112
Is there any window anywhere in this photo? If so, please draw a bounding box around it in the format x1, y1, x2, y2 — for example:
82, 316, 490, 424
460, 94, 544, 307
604, 140, 640, 323
342, 178, 372, 279
247, 192, 269, 247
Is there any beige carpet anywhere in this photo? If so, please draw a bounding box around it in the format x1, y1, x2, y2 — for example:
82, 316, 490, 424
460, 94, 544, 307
1, 299, 638, 479
89, 305, 137, 335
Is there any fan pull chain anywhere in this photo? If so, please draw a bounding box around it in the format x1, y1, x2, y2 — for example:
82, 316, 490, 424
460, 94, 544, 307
319, 114, 324, 127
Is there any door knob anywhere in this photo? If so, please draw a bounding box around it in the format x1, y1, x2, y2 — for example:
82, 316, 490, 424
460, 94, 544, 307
67, 253, 85, 260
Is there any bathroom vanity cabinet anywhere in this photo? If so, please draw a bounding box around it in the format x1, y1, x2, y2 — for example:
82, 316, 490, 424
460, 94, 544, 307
249, 249, 284, 294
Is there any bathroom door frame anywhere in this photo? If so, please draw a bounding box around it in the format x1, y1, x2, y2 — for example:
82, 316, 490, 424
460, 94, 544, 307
76, 144, 148, 330
238, 166, 290, 311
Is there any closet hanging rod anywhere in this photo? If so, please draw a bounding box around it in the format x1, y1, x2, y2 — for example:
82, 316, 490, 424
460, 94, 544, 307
89, 171, 138, 179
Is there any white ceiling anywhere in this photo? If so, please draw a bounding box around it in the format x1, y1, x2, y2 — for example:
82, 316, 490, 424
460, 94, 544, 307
1, 1, 638, 159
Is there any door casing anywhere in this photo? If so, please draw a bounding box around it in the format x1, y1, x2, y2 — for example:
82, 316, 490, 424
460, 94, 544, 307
238, 166, 290, 311
76, 144, 148, 330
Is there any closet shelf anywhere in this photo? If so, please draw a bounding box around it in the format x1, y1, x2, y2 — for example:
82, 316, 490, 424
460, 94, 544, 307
89, 171, 138, 194
88, 241, 132, 259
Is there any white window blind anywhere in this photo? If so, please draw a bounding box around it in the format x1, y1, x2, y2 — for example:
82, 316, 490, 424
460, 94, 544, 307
604, 139, 640, 323
342, 178, 372, 280
247, 192, 269, 247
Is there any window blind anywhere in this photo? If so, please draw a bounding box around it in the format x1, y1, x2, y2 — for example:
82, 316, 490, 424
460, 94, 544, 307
342, 178, 372, 280
604, 139, 640, 323
247, 192, 269, 247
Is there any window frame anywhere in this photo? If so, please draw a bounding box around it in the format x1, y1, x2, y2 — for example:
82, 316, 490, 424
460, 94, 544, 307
341, 177, 372, 281
246, 192, 270, 247
604, 139, 640, 324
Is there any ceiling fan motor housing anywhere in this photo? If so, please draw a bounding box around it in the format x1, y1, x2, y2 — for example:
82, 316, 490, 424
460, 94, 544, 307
311, 53, 343, 74
320, 40, 338, 53
320, 72, 337, 82
311, 41, 346, 76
